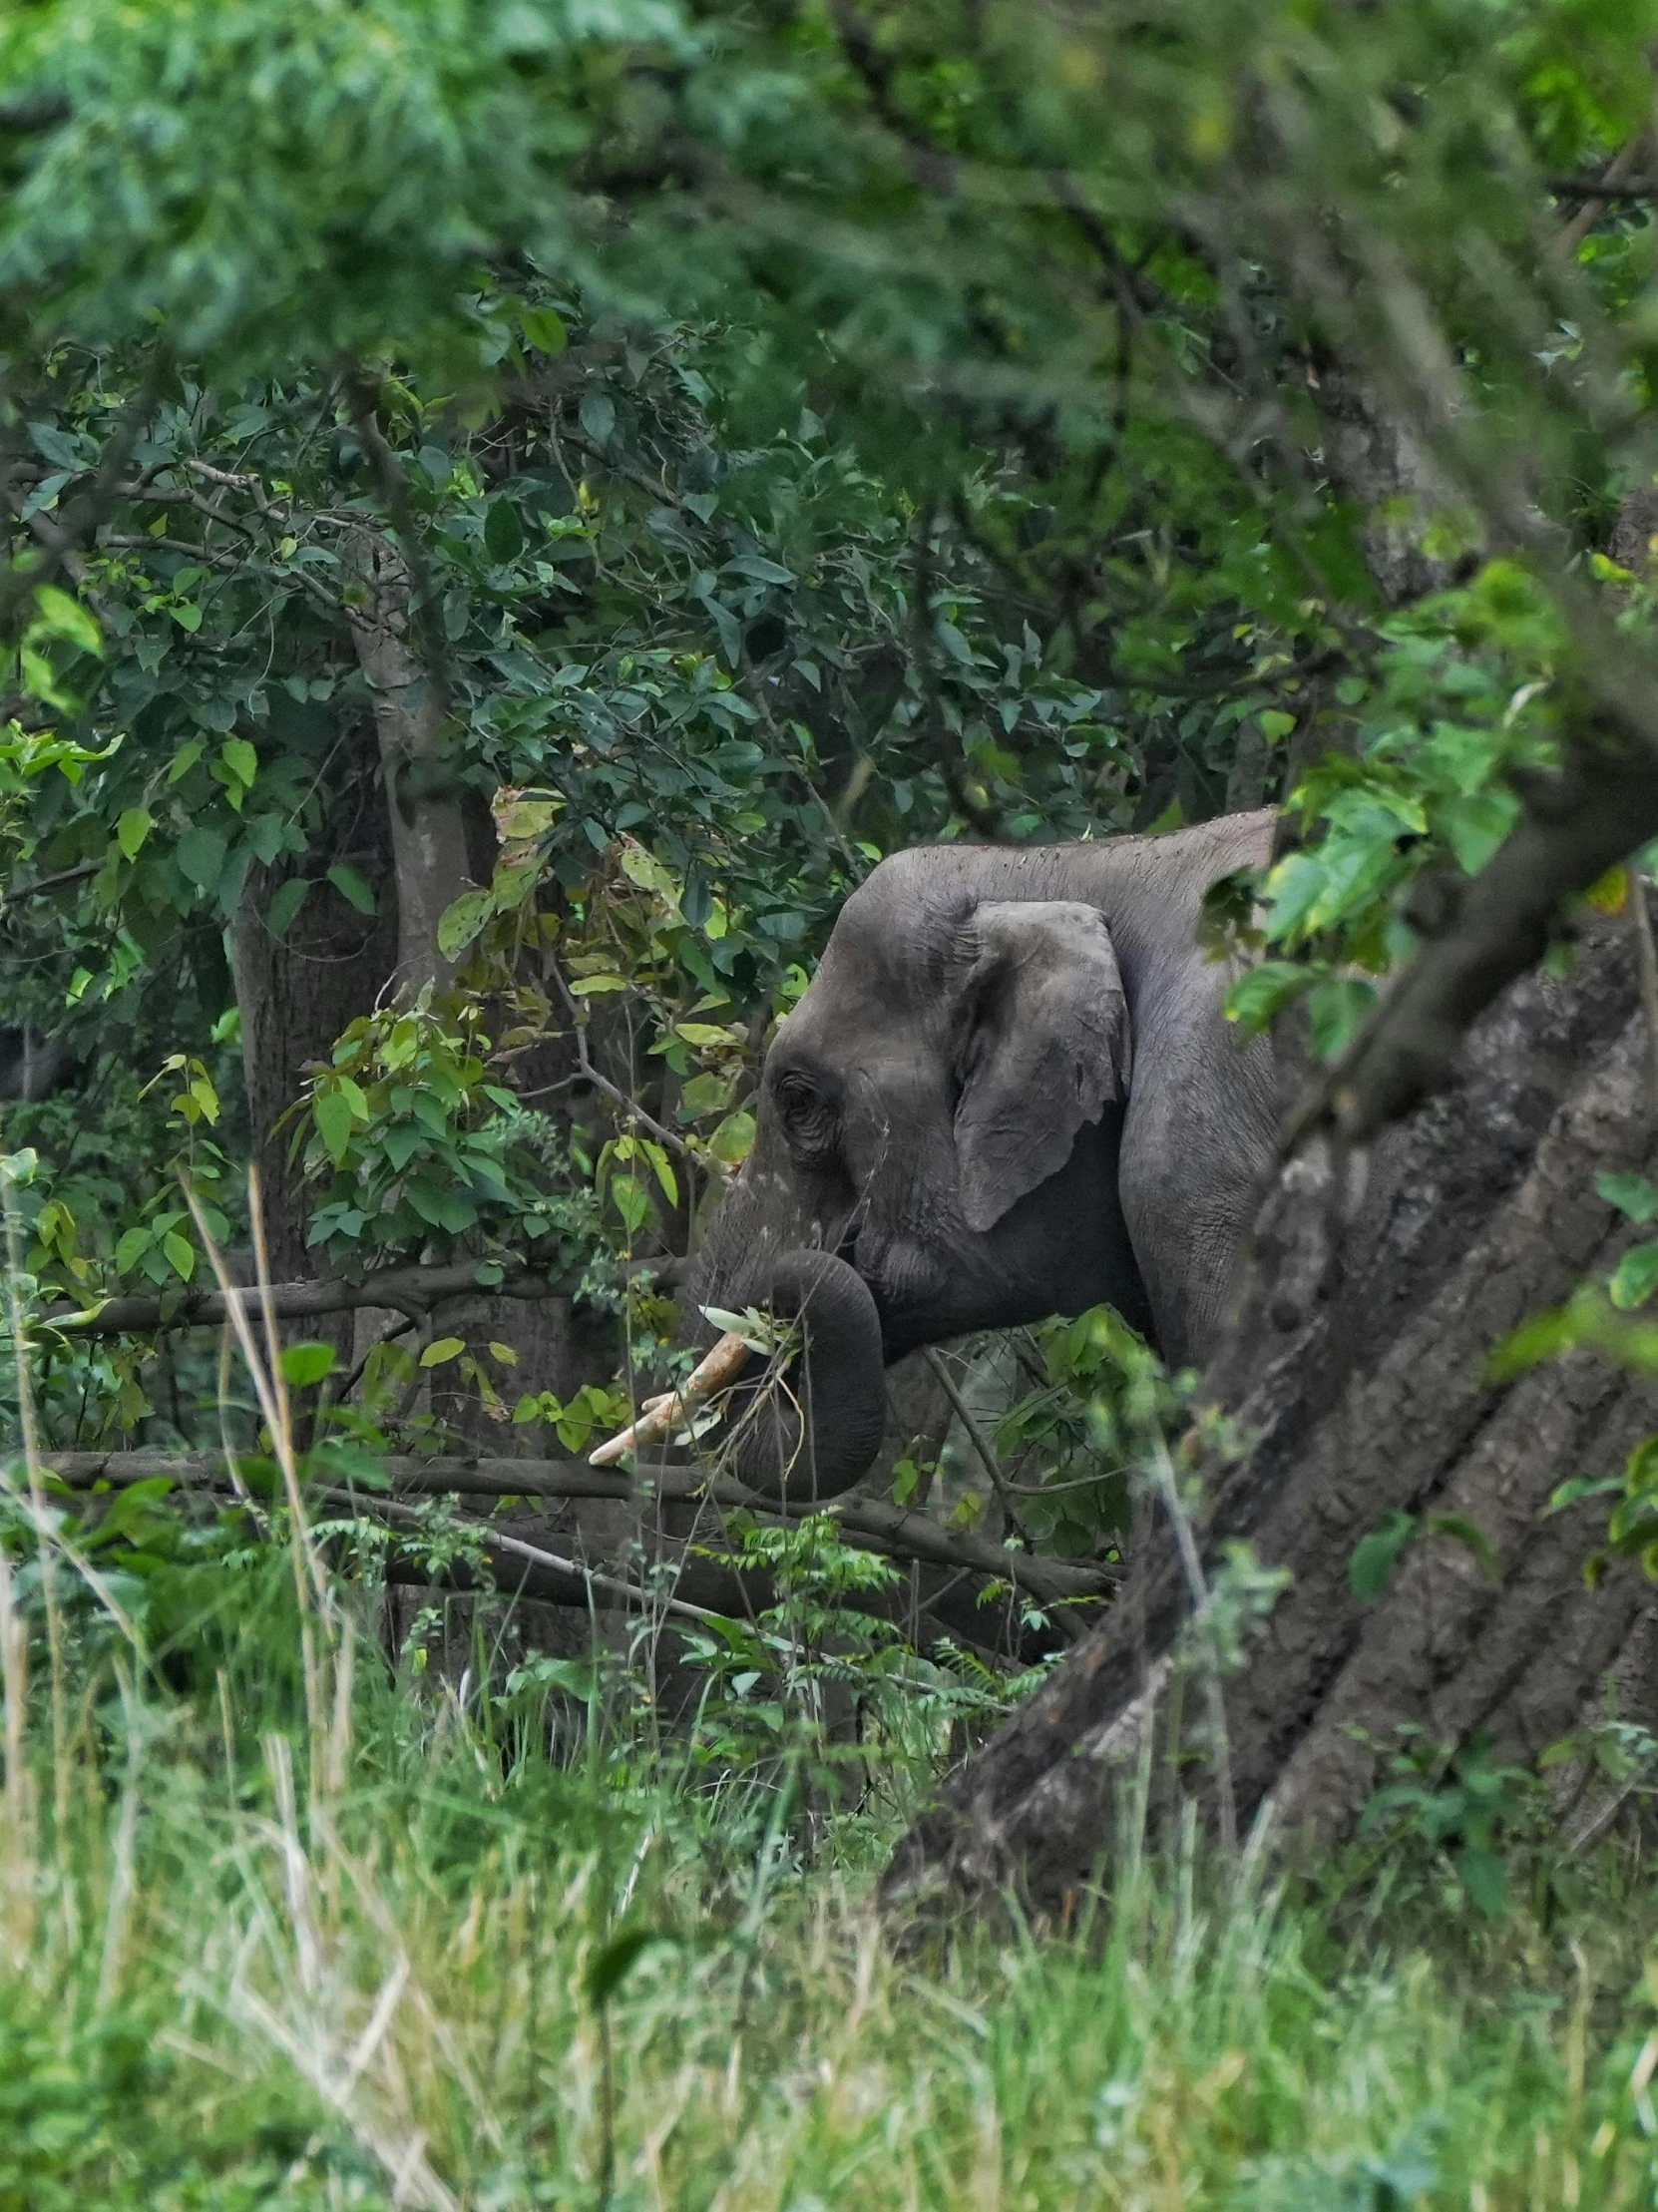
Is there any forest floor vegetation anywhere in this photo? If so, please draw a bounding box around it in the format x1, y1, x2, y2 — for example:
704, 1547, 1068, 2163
6, 1559, 1658, 2212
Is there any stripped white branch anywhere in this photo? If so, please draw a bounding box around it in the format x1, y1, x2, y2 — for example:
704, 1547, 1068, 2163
589, 1330, 751, 1467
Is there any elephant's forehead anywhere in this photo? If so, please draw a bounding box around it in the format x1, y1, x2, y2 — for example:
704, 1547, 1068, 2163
815, 869, 974, 999
795, 918, 964, 1038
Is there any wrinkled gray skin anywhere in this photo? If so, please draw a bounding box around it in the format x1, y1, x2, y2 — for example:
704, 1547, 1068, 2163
693, 811, 1280, 1499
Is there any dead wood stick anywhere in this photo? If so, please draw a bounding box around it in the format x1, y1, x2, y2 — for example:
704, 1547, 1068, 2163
305, 1484, 722, 1623
589, 1331, 751, 1466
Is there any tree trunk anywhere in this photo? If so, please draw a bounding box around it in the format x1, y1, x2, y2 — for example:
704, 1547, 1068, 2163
884, 903, 1658, 1916
229, 822, 398, 1283
346, 535, 475, 995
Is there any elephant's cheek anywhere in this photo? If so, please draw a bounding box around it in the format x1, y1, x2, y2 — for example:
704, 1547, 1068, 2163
862, 1234, 941, 1322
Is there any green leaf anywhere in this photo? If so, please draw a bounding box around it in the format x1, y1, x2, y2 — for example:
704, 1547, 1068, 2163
520, 305, 568, 355
162, 1231, 195, 1281
485, 498, 525, 564
1545, 1473, 1623, 1517
726, 553, 796, 588
678, 1071, 732, 1116
279, 1341, 338, 1387
1350, 1510, 1418, 1601
639, 1139, 678, 1206
32, 584, 101, 656
313, 1090, 355, 1165
1598, 1172, 1658, 1225
176, 827, 227, 893
707, 1109, 755, 1166
1224, 961, 1313, 1032
1305, 977, 1377, 1061
116, 808, 153, 860
266, 877, 312, 939
579, 390, 617, 445
1457, 1846, 1508, 1921
1486, 1304, 1580, 1380
1610, 1241, 1658, 1311
114, 1227, 151, 1274
220, 737, 258, 788
437, 889, 495, 959
493, 792, 562, 842
620, 844, 680, 897
1423, 1513, 1501, 1584
610, 1171, 651, 1233
421, 1336, 466, 1368
326, 863, 376, 916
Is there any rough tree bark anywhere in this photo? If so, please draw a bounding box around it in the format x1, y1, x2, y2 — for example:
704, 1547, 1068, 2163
228, 812, 398, 1283
344, 533, 476, 998
884, 905, 1658, 1915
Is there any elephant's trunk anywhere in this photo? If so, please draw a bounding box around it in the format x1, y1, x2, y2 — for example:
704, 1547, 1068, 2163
694, 1246, 886, 1500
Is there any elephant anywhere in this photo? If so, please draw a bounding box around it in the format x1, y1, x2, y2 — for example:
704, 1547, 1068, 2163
687, 808, 1281, 1499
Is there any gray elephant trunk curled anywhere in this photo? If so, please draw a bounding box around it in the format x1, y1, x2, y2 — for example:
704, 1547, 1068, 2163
689, 1244, 886, 1500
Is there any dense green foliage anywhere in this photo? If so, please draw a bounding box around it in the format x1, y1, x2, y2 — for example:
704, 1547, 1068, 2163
1, 0, 1656, 1323
8, 11, 1658, 2189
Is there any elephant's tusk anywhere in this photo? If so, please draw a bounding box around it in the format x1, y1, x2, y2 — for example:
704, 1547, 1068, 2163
588, 1331, 752, 1467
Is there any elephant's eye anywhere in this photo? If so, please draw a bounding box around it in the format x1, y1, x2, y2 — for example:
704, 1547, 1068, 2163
774, 1071, 837, 1160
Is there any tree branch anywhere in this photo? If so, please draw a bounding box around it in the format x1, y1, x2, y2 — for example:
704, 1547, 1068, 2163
34, 1449, 1112, 1607
25, 1255, 683, 1338
547, 961, 691, 1160
0, 859, 102, 916
1297, 742, 1658, 1146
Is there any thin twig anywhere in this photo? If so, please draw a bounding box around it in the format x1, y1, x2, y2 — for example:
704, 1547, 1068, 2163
0, 352, 169, 636
0, 859, 102, 917
547, 961, 691, 1159
26, 1253, 681, 1338
1147, 1436, 1238, 1861
922, 1346, 1036, 1550
311, 1486, 721, 1623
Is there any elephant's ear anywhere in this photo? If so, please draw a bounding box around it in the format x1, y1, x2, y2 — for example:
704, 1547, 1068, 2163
954, 900, 1131, 1233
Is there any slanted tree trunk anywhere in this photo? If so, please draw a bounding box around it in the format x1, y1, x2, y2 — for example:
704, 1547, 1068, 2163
884, 904, 1658, 1915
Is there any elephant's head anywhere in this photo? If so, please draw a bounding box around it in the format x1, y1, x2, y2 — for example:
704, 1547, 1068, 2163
689, 851, 1152, 1499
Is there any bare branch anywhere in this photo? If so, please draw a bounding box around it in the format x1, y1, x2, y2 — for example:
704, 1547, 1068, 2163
26, 1254, 683, 1339
922, 1346, 1035, 1550
33, 1448, 1112, 1606
547, 961, 692, 1161
0, 859, 102, 917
